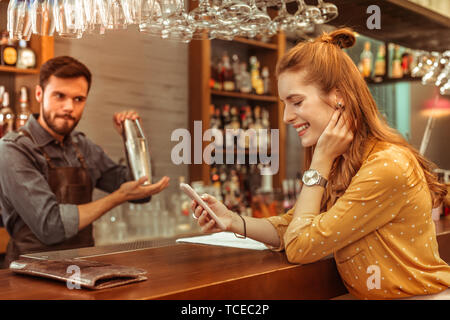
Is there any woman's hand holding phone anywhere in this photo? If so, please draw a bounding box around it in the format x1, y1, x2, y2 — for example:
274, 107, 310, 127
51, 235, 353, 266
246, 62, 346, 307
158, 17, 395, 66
191, 194, 236, 233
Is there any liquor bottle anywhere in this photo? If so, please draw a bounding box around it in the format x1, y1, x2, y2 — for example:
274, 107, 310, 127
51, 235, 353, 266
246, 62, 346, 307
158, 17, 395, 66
210, 165, 223, 202
374, 44, 386, 80
210, 57, 219, 90
360, 41, 373, 78
239, 62, 252, 94
217, 59, 224, 91
401, 49, 413, 77
230, 106, 240, 130
16, 40, 36, 69
231, 54, 240, 90
2, 37, 18, 67
391, 45, 403, 79
229, 105, 241, 149
261, 66, 270, 95
222, 52, 235, 92
0, 32, 8, 66
249, 56, 265, 95
15, 86, 31, 129
245, 106, 256, 149
253, 106, 263, 149
0, 92, 15, 135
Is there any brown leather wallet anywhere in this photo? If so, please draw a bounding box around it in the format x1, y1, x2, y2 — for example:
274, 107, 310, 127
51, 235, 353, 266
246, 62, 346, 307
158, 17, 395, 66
9, 259, 148, 290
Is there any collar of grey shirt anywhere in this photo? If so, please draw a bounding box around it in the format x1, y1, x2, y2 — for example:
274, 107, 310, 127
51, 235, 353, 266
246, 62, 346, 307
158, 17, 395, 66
23, 114, 74, 147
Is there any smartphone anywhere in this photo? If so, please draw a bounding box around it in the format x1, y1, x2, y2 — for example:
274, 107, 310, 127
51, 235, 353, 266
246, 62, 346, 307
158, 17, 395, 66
179, 183, 226, 230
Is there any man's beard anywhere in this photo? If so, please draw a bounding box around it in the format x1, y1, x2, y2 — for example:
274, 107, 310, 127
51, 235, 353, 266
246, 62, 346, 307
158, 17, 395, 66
42, 105, 80, 137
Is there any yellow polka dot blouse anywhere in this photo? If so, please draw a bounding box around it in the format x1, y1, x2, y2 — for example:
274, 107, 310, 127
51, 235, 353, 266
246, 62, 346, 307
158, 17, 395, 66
266, 139, 450, 299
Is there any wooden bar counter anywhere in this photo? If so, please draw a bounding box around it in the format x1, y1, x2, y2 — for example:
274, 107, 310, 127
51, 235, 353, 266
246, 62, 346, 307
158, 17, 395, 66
0, 219, 448, 300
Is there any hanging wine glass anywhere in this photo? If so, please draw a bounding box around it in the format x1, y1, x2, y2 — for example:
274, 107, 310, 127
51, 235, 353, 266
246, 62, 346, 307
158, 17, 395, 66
31, 0, 56, 36
272, 0, 296, 32
315, 0, 338, 24
213, 0, 250, 40
298, 0, 321, 24
106, 0, 128, 30
291, 0, 311, 29
239, 0, 271, 38
258, 4, 277, 38
53, 0, 85, 38
188, 0, 218, 40
7, 0, 33, 40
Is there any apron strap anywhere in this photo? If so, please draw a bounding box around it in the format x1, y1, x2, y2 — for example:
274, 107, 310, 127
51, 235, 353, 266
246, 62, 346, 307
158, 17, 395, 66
19, 130, 88, 170
18, 130, 56, 169
70, 139, 88, 170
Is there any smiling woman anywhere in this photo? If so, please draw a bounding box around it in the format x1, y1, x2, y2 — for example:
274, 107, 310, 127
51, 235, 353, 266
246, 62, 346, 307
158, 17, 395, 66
267, 27, 450, 299
191, 28, 450, 300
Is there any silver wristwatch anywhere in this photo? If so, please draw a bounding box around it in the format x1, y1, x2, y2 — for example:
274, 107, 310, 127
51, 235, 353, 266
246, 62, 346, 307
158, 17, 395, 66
302, 169, 328, 187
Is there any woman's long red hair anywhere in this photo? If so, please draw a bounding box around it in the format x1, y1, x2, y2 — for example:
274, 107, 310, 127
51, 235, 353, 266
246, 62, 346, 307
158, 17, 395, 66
276, 28, 447, 211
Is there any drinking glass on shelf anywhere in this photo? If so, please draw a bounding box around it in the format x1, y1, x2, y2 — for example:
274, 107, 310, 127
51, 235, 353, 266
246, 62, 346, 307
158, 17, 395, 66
422, 52, 442, 85
53, 0, 85, 38
31, 0, 56, 36
315, 0, 338, 24
440, 80, 450, 95
435, 51, 450, 87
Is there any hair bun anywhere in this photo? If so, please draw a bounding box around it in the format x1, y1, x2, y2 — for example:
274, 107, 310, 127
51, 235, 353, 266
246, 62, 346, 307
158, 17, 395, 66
318, 28, 356, 49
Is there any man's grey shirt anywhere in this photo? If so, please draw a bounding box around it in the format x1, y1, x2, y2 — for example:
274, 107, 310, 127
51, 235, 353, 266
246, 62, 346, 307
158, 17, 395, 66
0, 114, 137, 245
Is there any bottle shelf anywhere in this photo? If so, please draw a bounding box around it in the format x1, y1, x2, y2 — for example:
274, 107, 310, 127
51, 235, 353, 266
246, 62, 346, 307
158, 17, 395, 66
211, 89, 279, 102
0, 65, 39, 75
232, 37, 278, 50
365, 75, 422, 85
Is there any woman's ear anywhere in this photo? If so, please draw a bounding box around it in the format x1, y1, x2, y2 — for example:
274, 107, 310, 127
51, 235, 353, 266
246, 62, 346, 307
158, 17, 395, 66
335, 89, 344, 107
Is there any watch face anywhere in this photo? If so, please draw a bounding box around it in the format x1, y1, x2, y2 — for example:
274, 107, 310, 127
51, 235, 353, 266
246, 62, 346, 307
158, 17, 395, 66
303, 170, 320, 185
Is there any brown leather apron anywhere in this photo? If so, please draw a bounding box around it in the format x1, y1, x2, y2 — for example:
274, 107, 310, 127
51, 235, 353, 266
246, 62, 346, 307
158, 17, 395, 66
4, 130, 94, 267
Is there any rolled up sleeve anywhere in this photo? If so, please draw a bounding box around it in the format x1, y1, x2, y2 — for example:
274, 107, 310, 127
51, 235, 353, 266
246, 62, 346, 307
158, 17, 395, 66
283, 153, 408, 264
0, 143, 69, 245
58, 204, 80, 239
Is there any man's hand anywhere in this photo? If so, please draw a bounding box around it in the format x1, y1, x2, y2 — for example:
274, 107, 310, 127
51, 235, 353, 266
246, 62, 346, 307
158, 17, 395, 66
116, 176, 170, 202
113, 110, 140, 136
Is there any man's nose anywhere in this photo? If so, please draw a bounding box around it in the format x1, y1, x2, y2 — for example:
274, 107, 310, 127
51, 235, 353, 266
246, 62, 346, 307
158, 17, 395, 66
62, 98, 74, 113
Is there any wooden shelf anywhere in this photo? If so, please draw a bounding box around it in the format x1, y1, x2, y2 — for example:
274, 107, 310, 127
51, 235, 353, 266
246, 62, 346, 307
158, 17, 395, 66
232, 37, 278, 50
304, 0, 450, 52
211, 89, 279, 102
366, 75, 423, 85
0, 66, 40, 75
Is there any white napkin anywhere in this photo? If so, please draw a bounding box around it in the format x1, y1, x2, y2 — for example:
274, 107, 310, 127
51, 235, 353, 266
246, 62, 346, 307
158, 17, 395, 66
176, 232, 268, 251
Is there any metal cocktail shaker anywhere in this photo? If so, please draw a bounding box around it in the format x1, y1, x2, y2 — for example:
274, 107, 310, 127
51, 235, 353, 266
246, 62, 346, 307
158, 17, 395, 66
123, 119, 152, 185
